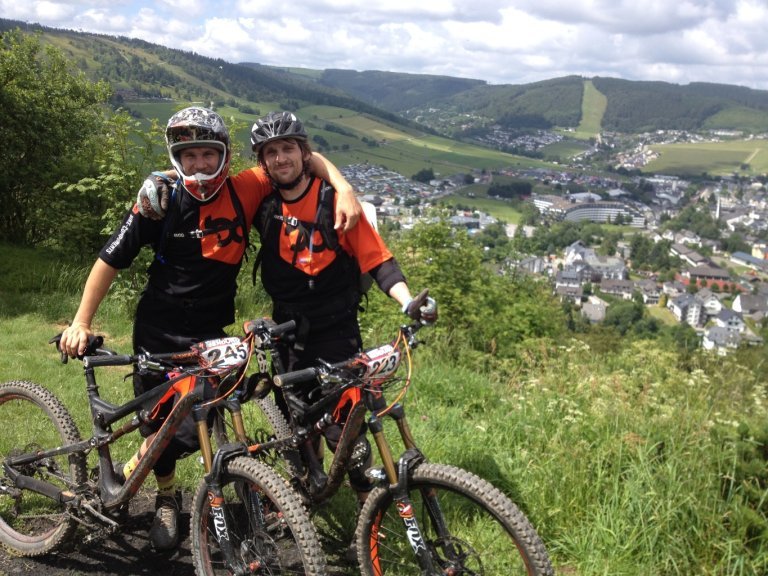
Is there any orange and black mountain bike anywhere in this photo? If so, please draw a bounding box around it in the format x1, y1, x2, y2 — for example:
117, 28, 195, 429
0, 321, 326, 576
245, 309, 555, 575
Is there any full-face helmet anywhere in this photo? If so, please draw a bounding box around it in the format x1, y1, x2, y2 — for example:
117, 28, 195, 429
250, 111, 308, 154
165, 107, 231, 201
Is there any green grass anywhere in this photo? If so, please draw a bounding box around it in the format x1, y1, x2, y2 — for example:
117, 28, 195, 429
574, 79, 607, 140
646, 303, 677, 325
2, 243, 768, 574
646, 138, 768, 176
542, 139, 591, 161
441, 192, 523, 224
704, 106, 768, 132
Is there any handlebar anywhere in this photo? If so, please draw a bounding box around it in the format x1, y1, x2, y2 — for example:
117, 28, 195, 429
51, 317, 297, 370
245, 318, 296, 343
273, 320, 428, 389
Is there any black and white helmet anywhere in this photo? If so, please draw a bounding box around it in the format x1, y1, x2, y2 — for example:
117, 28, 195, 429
250, 111, 308, 153
165, 106, 231, 202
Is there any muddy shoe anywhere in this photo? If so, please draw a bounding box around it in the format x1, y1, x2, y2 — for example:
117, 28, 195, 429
149, 490, 182, 550
345, 538, 358, 566
112, 461, 126, 484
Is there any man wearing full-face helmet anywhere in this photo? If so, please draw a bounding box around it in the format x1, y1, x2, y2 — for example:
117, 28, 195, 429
165, 106, 232, 201
59, 106, 361, 551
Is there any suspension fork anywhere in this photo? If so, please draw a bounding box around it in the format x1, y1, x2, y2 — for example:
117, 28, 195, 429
385, 404, 463, 570
196, 414, 252, 576
368, 410, 438, 572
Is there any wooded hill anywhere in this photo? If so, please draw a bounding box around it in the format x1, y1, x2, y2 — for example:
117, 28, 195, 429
307, 70, 768, 134
0, 18, 426, 134
6, 17, 768, 135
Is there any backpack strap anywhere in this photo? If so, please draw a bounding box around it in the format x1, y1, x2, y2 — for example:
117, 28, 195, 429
226, 178, 250, 255
312, 183, 340, 255
252, 191, 283, 285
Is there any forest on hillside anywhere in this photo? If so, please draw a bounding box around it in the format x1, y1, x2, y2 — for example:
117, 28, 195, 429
5, 18, 768, 136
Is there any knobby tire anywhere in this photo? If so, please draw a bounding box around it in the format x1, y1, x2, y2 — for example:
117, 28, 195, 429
190, 456, 326, 576
0, 380, 87, 556
255, 396, 304, 481
355, 462, 554, 576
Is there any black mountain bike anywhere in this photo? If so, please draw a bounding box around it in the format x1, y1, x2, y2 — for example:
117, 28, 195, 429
0, 321, 326, 576
246, 315, 555, 575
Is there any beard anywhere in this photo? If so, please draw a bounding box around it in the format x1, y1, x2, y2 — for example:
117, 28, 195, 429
271, 160, 308, 190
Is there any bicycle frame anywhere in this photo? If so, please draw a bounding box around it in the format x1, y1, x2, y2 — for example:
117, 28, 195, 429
2, 334, 262, 573
248, 322, 449, 571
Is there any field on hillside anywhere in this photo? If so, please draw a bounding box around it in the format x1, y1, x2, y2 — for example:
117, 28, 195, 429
124, 101, 536, 178
704, 106, 768, 133
304, 105, 541, 176
574, 79, 606, 140
645, 138, 768, 176
542, 139, 592, 161
442, 191, 523, 223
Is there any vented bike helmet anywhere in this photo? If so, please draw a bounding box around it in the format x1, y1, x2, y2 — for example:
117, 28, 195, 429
166, 106, 231, 202
250, 111, 308, 153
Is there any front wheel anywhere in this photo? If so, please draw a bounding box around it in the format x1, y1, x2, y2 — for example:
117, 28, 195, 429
0, 380, 87, 556
355, 462, 553, 575
190, 456, 326, 575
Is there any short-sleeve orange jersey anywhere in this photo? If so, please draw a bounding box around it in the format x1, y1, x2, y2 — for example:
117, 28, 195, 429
278, 178, 391, 276
194, 166, 272, 265
257, 177, 393, 304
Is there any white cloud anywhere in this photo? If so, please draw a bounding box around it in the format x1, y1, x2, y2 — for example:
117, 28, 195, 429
4, 0, 768, 89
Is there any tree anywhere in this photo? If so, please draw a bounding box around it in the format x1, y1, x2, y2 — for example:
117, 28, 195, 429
603, 297, 644, 336
412, 167, 435, 183
0, 29, 111, 245
402, 222, 564, 357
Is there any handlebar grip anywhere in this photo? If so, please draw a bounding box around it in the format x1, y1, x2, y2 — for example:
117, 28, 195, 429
273, 367, 319, 388
270, 320, 296, 338
84, 354, 134, 367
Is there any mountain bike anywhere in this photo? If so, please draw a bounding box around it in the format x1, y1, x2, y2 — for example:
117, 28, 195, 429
0, 321, 326, 576
246, 314, 555, 575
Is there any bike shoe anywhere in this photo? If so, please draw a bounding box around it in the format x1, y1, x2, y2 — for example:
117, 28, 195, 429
149, 490, 182, 550
112, 461, 126, 485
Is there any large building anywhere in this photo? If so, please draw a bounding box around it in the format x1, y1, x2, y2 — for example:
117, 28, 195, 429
532, 194, 645, 227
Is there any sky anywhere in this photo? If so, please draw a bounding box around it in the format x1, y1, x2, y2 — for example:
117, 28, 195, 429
3, 0, 768, 90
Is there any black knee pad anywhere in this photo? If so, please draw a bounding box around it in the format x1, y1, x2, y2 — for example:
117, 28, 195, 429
348, 436, 374, 493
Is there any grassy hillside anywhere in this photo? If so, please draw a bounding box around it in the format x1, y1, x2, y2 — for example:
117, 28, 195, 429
314, 68, 486, 112
125, 100, 545, 177
446, 75, 585, 129
594, 77, 768, 133
575, 79, 607, 140
645, 138, 768, 176
2, 241, 768, 574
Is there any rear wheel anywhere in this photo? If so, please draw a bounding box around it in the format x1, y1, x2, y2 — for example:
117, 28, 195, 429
190, 456, 326, 575
356, 462, 553, 575
0, 380, 87, 556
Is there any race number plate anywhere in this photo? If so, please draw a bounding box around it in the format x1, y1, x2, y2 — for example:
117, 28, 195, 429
363, 343, 401, 378
198, 336, 249, 374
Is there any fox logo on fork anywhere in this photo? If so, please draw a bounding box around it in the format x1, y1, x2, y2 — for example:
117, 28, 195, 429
396, 502, 427, 555
209, 495, 230, 542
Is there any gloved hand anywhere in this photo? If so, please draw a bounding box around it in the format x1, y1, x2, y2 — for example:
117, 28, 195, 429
137, 172, 173, 219
240, 372, 273, 402
403, 288, 438, 325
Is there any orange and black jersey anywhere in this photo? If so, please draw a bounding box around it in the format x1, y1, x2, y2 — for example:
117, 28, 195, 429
256, 177, 404, 309
100, 168, 271, 301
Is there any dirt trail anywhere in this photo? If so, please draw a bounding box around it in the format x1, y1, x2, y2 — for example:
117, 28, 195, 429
0, 489, 355, 575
